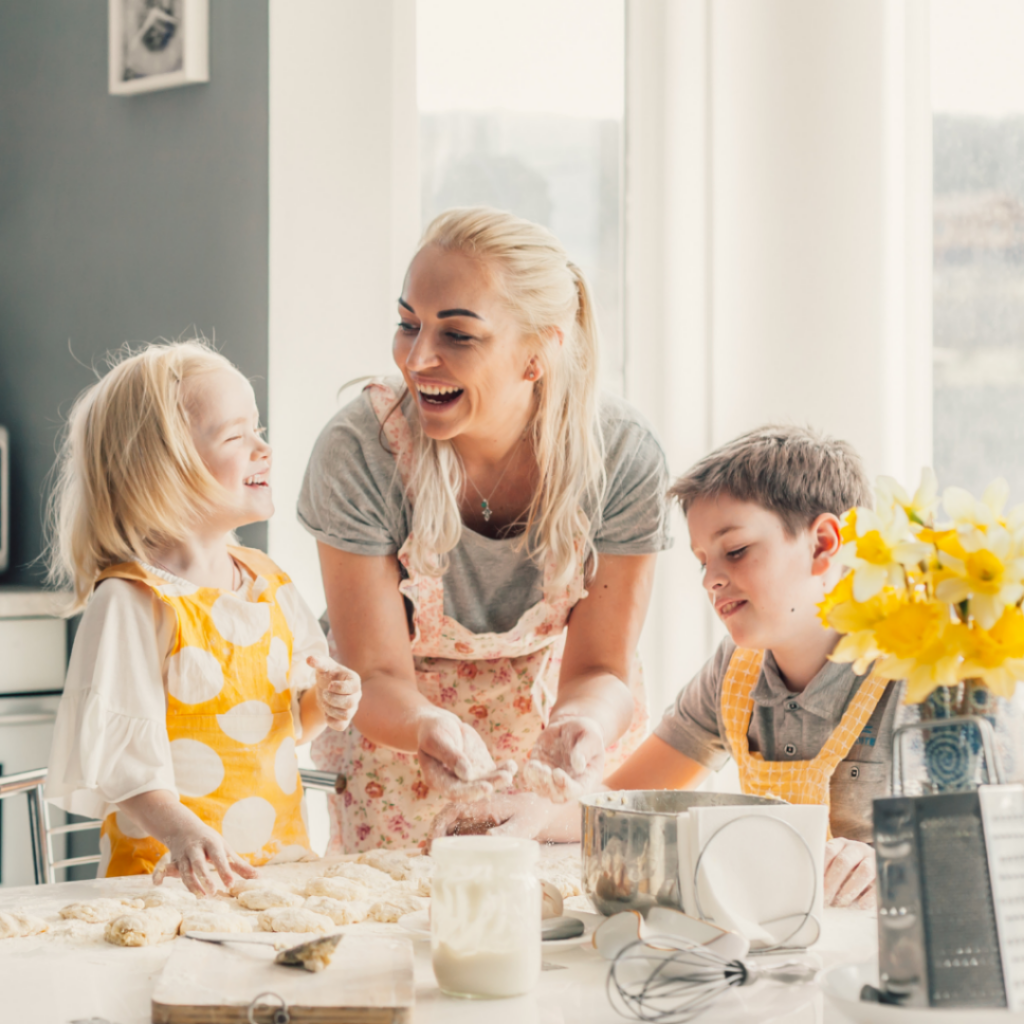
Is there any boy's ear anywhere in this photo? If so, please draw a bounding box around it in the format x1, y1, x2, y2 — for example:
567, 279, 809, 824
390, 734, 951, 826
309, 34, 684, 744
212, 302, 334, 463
809, 513, 842, 576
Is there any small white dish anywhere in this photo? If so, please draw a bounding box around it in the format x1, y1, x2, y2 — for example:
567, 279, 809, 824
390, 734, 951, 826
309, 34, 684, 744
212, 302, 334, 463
820, 961, 1024, 1024
397, 910, 603, 949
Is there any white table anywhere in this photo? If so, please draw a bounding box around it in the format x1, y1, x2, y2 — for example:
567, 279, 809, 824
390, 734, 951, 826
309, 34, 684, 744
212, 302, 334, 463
0, 873, 876, 1024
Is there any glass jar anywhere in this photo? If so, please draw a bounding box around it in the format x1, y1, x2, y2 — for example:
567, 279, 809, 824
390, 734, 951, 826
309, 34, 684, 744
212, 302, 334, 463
430, 836, 541, 998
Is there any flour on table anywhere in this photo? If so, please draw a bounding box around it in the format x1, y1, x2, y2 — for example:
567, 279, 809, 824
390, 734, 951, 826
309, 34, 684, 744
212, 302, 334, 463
179, 911, 256, 934
257, 907, 335, 934
0, 911, 48, 939
141, 889, 199, 910
357, 849, 423, 881
303, 896, 371, 925
237, 888, 303, 911
105, 906, 182, 947
537, 852, 584, 898
367, 894, 427, 923
60, 898, 146, 924
304, 876, 372, 901
324, 862, 393, 887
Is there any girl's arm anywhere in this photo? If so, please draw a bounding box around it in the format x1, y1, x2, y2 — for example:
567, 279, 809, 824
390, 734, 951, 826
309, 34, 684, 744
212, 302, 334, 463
318, 542, 514, 798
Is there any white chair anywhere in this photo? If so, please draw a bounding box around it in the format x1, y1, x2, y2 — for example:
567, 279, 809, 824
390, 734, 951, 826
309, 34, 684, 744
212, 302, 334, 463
0, 768, 344, 885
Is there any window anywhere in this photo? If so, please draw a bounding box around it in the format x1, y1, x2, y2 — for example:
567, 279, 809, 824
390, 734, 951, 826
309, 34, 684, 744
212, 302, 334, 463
932, 0, 1024, 497
417, 0, 626, 391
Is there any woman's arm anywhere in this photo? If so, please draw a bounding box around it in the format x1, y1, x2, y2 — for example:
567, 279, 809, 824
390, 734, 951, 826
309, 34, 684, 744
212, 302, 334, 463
318, 542, 514, 797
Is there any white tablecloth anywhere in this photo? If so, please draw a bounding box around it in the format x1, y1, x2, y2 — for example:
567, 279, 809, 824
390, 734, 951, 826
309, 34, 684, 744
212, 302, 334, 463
0, 871, 876, 1024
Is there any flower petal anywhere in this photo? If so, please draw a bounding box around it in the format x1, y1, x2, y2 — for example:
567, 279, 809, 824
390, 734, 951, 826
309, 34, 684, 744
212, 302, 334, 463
853, 565, 887, 602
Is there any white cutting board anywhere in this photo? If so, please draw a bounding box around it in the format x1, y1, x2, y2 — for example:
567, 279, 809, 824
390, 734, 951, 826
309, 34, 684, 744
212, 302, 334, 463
151, 934, 415, 1023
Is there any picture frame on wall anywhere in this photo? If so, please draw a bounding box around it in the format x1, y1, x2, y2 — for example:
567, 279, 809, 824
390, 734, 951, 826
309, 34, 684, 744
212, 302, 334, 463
108, 0, 209, 95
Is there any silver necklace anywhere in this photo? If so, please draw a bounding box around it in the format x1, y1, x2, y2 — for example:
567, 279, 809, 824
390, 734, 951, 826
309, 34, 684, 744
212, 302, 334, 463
464, 442, 522, 522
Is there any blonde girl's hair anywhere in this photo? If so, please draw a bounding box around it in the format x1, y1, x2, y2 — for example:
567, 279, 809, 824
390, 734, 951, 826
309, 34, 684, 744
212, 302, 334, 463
400, 207, 606, 586
46, 339, 239, 610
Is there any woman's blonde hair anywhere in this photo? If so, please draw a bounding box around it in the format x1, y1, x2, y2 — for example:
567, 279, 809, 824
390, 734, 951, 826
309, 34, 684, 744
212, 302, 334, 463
46, 339, 239, 610
401, 207, 606, 585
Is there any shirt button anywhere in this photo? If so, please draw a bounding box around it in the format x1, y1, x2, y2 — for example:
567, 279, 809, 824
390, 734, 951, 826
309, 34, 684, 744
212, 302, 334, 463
784, 743, 797, 756
786, 702, 799, 711
850, 766, 860, 779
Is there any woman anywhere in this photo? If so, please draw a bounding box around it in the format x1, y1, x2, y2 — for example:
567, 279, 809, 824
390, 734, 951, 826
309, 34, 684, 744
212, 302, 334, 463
298, 207, 671, 851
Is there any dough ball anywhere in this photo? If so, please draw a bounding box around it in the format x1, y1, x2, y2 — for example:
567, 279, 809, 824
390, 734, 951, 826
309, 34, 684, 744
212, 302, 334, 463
541, 880, 563, 920
237, 888, 303, 911
0, 911, 48, 939
179, 911, 256, 935
538, 854, 584, 898
324, 862, 393, 888
59, 898, 145, 924
257, 907, 335, 934
367, 894, 428, 923
141, 889, 199, 910
357, 849, 420, 881
105, 907, 182, 947
304, 876, 371, 901
303, 896, 370, 926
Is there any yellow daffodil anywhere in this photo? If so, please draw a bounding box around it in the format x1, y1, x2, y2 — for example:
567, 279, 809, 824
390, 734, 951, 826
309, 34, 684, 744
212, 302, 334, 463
935, 525, 1024, 628
943, 478, 1009, 532
835, 505, 932, 602
818, 573, 854, 627
876, 468, 938, 527
960, 606, 1024, 696
839, 508, 858, 545
824, 585, 898, 673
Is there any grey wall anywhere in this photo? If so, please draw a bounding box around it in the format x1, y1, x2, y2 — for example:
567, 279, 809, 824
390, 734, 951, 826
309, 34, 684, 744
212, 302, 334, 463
0, 0, 270, 586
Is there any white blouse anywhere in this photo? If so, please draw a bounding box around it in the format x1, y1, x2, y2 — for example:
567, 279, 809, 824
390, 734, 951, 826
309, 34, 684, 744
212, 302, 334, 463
46, 564, 328, 821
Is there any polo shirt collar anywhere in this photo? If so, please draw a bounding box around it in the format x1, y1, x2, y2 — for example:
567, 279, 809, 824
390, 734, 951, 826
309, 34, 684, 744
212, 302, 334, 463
751, 649, 863, 719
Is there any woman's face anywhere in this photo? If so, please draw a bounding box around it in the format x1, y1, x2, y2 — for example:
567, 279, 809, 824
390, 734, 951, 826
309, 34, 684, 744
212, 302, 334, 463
393, 245, 541, 443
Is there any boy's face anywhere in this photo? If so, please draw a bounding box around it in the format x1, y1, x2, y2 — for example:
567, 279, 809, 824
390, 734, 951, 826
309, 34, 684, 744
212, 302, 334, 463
687, 493, 840, 652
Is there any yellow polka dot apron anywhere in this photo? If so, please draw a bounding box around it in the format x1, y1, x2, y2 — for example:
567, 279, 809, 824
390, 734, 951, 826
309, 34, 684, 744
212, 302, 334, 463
96, 546, 312, 876
312, 380, 649, 852
721, 646, 888, 839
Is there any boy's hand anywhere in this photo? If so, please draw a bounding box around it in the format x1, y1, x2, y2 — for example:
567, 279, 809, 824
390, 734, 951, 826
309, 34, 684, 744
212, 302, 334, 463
308, 655, 361, 731
824, 837, 876, 908
417, 711, 518, 802
523, 715, 605, 803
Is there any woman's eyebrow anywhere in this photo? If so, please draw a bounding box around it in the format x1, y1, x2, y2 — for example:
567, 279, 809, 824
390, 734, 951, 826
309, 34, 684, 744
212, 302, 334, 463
438, 308, 483, 320
398, 297, 414, 312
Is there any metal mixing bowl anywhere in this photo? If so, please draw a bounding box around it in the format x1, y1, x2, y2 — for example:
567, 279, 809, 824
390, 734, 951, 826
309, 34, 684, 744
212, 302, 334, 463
581, 790, 783, 916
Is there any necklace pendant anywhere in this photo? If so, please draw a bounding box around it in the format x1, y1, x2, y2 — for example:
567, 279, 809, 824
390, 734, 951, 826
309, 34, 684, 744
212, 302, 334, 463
481, 499, 492, 522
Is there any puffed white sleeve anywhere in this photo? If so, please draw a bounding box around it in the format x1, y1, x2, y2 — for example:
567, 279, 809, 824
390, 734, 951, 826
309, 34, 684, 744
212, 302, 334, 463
45, 578, 178, 820
276, 582, 330, 741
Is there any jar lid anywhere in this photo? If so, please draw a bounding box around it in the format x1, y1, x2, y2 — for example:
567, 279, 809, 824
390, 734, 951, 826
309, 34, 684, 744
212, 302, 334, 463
430, 835, 540, 867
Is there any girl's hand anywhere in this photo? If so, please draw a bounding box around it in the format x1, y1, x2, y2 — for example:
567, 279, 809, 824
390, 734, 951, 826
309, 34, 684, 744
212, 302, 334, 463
417, 711, 517, 802
522, 715, 605, 803
824, 837, 876, 909
153, 818, 258, 897
429, 791, 581, 845
308, 655, 361, 731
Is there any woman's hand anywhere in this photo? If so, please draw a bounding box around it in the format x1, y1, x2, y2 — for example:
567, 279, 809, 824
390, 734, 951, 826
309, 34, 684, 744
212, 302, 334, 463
417, 711, 517, 802
119, 790, 258, 897
824, 837, 876, 909
308, 655, 361, 732
430, 791, 582, 845
522, 715, 605, 803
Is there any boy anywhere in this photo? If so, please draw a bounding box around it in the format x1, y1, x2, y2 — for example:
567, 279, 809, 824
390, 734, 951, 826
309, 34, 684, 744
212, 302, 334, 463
437, 426, 898, 908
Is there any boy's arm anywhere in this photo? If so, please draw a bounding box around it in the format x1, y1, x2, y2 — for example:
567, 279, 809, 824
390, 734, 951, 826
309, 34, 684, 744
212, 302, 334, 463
603, 734, 710, 790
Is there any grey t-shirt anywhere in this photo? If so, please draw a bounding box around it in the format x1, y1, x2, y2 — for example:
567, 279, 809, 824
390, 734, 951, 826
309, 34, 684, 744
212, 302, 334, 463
298, 387, 672, 634
654, 636, 909, 843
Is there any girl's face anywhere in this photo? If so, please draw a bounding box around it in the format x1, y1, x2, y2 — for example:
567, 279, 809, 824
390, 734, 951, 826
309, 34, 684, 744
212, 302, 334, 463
393, 245, 541, 443
183, 368, 273, 529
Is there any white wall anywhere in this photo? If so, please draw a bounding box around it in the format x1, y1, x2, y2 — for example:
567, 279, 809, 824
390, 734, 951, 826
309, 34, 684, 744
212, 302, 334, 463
625, 0, 932, 719
267, 0, 420, 611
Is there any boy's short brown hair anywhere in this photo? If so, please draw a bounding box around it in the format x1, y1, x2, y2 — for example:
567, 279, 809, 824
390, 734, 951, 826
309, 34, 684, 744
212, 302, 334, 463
669, 425, 872, 534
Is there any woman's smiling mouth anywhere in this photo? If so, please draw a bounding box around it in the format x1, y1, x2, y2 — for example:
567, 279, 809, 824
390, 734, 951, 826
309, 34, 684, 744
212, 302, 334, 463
416, 382, 464, 408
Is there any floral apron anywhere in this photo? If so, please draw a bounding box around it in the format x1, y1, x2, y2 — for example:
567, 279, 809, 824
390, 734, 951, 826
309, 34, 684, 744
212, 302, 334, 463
96, 547, 312, 876
312, 381, 649, 852
721, 647, 888, 839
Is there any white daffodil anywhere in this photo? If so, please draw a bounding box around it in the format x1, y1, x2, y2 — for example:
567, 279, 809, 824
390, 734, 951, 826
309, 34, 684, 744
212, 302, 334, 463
943, 477, 1009, 532
876, 467, 938, 527
935, 524, 1024, 629
835, 504, 933, 602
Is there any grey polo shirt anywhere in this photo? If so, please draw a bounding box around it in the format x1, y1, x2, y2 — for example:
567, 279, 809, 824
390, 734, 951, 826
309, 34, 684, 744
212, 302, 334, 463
654, 636, 909, 843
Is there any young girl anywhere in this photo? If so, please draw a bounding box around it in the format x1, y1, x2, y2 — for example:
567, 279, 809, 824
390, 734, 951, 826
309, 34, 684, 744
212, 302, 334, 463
46, 341, 361, 896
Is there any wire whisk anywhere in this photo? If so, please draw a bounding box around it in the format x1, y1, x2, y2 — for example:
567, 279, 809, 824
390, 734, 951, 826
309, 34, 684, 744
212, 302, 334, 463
607, 934, 817, 1023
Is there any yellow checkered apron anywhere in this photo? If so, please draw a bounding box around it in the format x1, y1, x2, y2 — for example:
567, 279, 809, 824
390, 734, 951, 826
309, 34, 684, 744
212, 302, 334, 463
721, 647, 887, 839
95, 547, 312, 876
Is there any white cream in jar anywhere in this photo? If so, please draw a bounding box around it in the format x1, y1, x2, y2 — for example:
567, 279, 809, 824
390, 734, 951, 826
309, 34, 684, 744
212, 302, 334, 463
430, 835, 541, 998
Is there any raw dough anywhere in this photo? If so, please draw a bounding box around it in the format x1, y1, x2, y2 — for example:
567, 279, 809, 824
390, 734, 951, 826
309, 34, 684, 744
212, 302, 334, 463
141, 889, 199, 910
104, 906, 182, 947
367, 894, 428, 923
303, 896, 371, 925
324, 862, 393, 887
179, 911, 256, 935
541, 881, 564, 919
257, 907, 335, 934
304, 876, 372, 901
538, 853, 584, 898
357, 849, 421, 881
237, 888, 303, 911
228, 876, 300, 896
0, 911, 48, 939
59, 898, 145, 924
